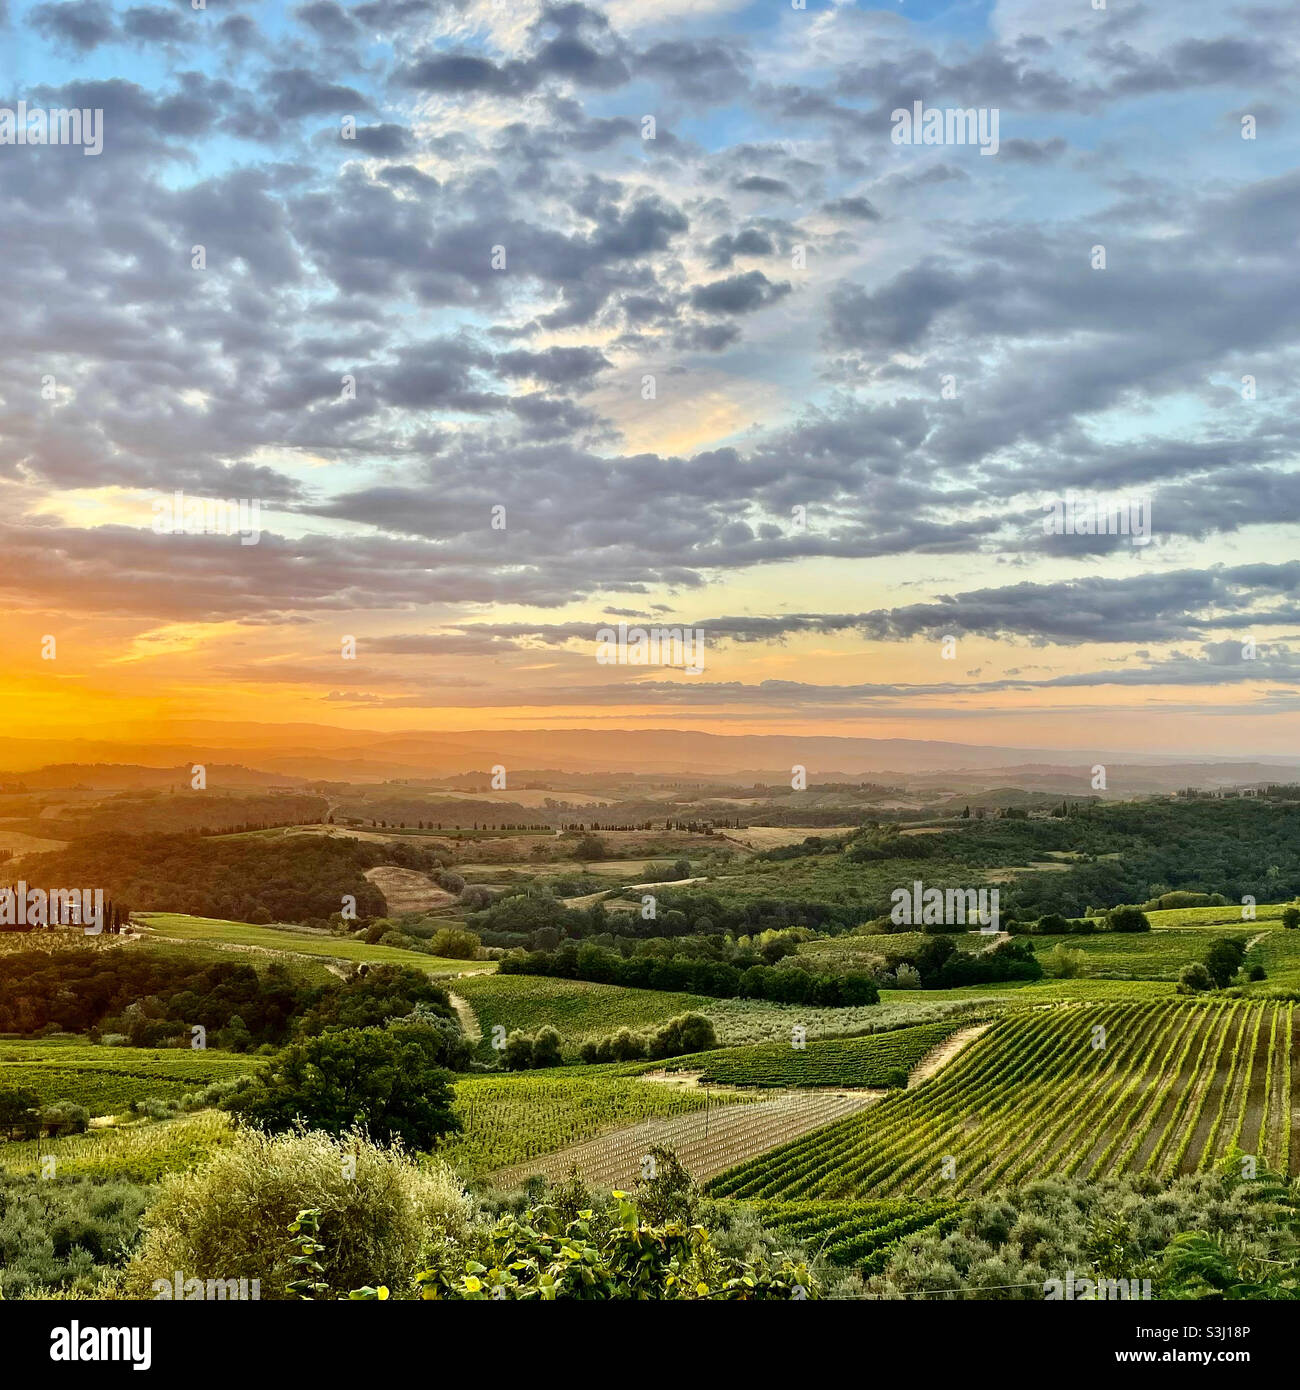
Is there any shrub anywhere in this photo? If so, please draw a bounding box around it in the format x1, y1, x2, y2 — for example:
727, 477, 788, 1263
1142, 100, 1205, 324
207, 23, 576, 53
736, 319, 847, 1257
121, 1129, 473, 1300
502, 1030, 533, 1070
428, 928, 478, 960
1107, 907, 1151, 933
0, 1175, 151, 1298
1283, 908, 1300, 931
1178, 962, 1213, 993
530, 1026, 563, 1069
1043, 944, 1086, 979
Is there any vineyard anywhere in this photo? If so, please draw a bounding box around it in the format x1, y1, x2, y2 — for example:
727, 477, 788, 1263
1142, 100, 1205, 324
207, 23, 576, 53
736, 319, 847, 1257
0, 1040, 253, 1114
486, 1088, 876, 1191
708, 1000, 1297, 1200
1, 1111, 234, 1180
437, 1072, 748, 1176
657, 1020, 965, 1087
747, 1198, 964, 1272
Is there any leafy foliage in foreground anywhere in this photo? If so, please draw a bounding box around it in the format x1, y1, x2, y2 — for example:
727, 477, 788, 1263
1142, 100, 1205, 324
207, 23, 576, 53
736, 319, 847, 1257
410, 1194, 819, 1301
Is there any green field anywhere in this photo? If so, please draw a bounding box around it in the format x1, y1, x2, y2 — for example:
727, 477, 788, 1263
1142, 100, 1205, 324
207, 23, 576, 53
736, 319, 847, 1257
709, 999, 1296, 1200
438, 1071, 745, 1177
0, 1111, 235, 1179
1145, 903, 1294, 929
0, 1039, 253, 1114
659, 1021, 965, 1088
137, 913, 493, 978
1030, 929, 1255, 979
455, 973, 996, 1053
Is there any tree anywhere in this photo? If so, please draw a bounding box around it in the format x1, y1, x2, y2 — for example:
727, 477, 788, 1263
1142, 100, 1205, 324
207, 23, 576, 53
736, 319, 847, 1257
223, 1027, 459, 1150
294, 965, 454, 1038
1203, 937, 1247, 989
429, 927, 478, 959
634, 1145, 697, 1225
572, 835, 607, 862
1044, 944, 1086, 979
502, 1030, 534, 1070
1107, 906, 1151, 933
0, 1085, 41, 1139
531, 1026, 563, 1068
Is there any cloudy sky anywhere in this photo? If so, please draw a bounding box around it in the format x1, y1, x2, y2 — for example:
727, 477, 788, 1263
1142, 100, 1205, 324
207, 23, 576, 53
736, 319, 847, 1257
2, 0, 1298, 754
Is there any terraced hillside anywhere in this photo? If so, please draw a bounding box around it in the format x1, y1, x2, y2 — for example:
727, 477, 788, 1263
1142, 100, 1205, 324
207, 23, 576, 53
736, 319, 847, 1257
710, 999, 1296, 1199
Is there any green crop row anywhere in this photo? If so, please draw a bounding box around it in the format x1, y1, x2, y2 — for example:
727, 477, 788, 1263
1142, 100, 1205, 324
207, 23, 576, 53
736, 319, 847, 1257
706, 999, 1293, 1200
659, 1020, 965, 1087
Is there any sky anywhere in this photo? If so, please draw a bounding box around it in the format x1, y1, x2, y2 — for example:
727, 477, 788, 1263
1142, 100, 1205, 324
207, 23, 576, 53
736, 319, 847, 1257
1, 0, 1298, 756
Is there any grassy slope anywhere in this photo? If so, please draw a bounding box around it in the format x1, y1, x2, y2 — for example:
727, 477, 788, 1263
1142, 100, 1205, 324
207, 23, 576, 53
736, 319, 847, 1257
136, 912, 494, 978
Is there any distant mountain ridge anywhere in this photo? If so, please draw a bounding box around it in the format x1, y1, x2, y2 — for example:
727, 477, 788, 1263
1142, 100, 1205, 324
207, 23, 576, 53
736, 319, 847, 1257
1, 724, 1296, 791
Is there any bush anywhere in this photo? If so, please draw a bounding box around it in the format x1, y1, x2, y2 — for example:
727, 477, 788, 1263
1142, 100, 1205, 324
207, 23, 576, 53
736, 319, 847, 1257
1043, 944, 1086, 980
121, 1129, 473, 1300
411, 1194, 817, 1301
502, 1030, 533, 1070
1283, 907, 1300, 931
428, 928, 478, 960
1107, 907, 1151, 933
0, 1175, 151, 1298
1178, 962, 1213, 993
531, 1026, 563, 1069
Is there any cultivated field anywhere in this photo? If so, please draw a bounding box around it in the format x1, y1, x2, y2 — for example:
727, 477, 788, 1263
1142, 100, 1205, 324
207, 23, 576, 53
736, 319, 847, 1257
487, 1088, 876, 1191
362, 865, 457, 914
1, 1111, 234, 1180
438, 1072, 747, 1177
656, 1020, 967, 1088
0, 1039, 252, 1115
709, 1000, 1296, 1200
